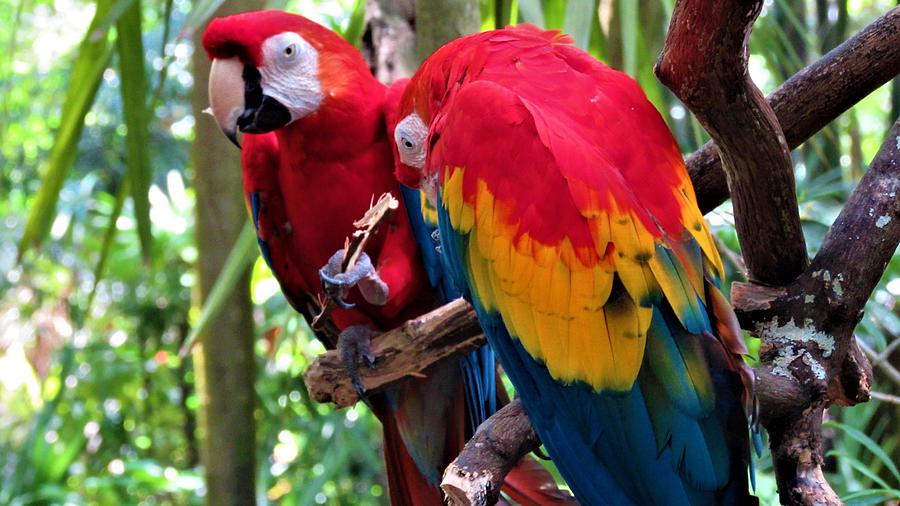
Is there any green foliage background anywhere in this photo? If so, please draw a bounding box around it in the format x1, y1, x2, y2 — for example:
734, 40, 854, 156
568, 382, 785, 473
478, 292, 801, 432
0, 0, 897, 504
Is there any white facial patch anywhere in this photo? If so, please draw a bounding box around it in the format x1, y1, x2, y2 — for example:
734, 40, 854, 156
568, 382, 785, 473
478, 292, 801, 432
260, 32, 324, 121
394, 113, 428, 169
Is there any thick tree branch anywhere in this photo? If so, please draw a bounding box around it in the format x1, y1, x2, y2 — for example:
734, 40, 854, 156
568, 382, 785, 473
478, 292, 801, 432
656, 0, 807, 286
688, 7, 900, 214
304, 299, 484, 407
441, 399, 540, 506
662, 2, 896, 498
362, 0, 417, 83
729, 121, 898, 504
658, 1, 899, 504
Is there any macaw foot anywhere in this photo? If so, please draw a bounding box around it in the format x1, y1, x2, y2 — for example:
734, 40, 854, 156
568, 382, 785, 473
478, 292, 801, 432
338, 325, 379, 403
319, 251, 389, 308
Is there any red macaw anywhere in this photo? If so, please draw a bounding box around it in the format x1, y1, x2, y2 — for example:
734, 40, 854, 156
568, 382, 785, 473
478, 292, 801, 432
393, 25, 757, 505
201, 11, 570, 505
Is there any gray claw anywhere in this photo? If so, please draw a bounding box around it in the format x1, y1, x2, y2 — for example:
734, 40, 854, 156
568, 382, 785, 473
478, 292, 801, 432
338, 325, 379, 405
319, 251, 377, 308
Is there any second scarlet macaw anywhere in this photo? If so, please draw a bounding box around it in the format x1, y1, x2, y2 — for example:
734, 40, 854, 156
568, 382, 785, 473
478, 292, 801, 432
394, 26, 756, 505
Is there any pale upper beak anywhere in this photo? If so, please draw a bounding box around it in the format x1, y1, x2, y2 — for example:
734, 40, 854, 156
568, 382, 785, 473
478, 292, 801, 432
207, 56, 293, 149
208, 57, 245, 148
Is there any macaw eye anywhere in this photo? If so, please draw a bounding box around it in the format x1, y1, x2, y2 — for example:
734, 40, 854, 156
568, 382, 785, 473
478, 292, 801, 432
399, 134, 416, 150
284, 43, 296, 58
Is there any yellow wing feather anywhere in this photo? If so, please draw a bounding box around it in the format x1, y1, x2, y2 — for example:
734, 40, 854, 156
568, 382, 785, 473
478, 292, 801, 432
444, 165, 716, 391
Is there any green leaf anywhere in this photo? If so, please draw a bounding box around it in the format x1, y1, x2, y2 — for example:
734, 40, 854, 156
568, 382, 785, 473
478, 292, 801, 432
148, 0, 175, 111
180, 220, 258, 356
481, 0, 496, 30
563, 0, 595, 50
342, 0, 367, 48
827, 450, 892, 490
17, 0, 115, 260
842, 488, 900, 506
116, 0, 153, 261
826, 420, 900, 484
0, 0, 30, 138
86, 0, 139, 44
542, 0, 566, 28
617, 0, 638, 77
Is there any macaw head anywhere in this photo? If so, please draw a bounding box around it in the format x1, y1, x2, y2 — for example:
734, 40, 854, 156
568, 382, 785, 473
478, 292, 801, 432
391, 50, 453, 205
202, 10, 367, 147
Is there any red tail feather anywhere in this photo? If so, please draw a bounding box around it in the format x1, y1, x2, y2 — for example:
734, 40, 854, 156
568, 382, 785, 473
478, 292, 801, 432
501, 455, 578, 506
706, 281, 757, 425
377, 398, 444, 506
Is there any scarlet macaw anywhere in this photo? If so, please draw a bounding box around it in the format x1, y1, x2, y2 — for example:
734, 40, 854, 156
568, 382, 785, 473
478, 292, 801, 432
202, 12, 568, 505
393, 26, 756, 505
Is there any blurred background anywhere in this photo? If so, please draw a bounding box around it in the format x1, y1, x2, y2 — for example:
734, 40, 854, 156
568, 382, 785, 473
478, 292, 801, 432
1, 0, 898, 504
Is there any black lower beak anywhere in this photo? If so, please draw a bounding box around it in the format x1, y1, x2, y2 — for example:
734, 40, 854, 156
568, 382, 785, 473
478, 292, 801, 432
235, 65, 291, 135
236, 95, 292, 134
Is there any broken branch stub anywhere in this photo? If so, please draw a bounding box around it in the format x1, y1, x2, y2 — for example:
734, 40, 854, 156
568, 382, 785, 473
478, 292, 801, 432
441, 399, 540, 506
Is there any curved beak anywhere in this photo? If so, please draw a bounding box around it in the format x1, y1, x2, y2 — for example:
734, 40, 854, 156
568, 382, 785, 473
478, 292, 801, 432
207, 58, 292, 149
208, 58, 246, 148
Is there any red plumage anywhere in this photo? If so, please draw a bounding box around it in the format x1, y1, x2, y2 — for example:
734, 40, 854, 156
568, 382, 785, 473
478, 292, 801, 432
203, 13, 574, 506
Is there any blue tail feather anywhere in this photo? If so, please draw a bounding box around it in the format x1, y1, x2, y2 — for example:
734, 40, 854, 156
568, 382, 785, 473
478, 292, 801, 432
400, 184, 497, 445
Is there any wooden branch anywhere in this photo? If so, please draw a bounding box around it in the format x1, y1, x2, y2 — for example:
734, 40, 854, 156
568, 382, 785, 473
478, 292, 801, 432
362, 0, 417, 83
657, 0, 807, 286
687, 7, 900, 214
304, 299, 484, 407
440, 399, 540, 506
658, 1, 899, 503
734, 121, 897, 505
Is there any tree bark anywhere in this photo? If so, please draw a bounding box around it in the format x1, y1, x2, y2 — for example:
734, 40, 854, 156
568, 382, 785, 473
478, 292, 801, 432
305, 299, 485, 407
687, 7, 900, 214
414, 0, 481, 62
656, 0, 808, 286
190, 1, 260, 503
441, 399, 544, 506
362, 0, 418, 83
657, 2, 897, 504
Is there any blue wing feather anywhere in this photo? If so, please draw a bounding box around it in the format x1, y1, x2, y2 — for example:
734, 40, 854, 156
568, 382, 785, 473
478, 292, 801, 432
400, 185, 497, 437
249, 192, 275, 270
